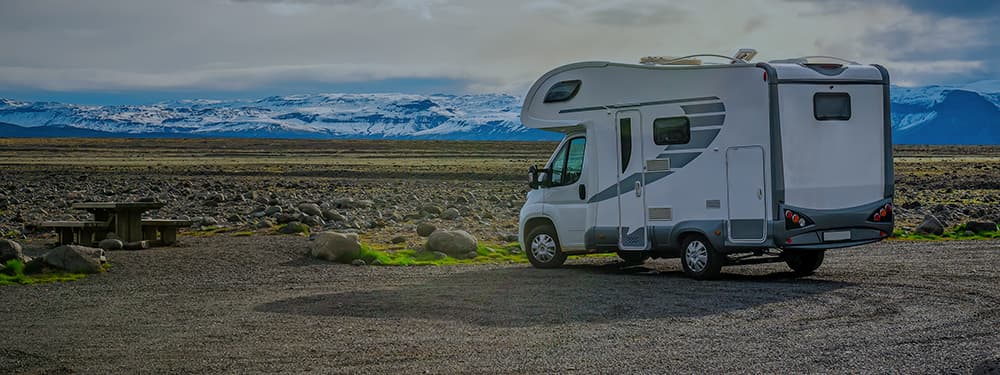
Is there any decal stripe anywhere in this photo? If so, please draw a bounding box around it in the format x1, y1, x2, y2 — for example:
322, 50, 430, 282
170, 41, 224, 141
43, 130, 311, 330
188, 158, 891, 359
682, 102, 726, 114
689, 114, 726, 128
558, 96, 720, 114
587, 171, 673, 203
662, 128, 720, 151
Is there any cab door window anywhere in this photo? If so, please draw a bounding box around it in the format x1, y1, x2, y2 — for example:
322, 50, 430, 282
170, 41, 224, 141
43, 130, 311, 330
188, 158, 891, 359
548, 137, 586, 187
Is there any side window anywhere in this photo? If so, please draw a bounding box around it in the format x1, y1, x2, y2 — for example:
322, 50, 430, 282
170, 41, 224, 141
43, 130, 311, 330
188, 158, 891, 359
564, 138, 586, 185
549, 144, 566, 186
619, 118, 631, 173
547, 137, 586, 187
653, 117, 690, 145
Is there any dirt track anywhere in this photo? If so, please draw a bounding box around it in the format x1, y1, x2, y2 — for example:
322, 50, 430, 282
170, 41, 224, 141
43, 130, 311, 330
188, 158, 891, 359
3, 236, 1000, 374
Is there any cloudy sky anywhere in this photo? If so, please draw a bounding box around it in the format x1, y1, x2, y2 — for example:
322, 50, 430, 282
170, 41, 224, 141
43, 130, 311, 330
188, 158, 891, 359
1, 0, 997, 104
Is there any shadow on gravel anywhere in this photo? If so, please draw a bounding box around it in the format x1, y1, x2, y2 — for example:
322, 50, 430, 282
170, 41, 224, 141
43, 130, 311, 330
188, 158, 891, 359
256, 263, 854, 327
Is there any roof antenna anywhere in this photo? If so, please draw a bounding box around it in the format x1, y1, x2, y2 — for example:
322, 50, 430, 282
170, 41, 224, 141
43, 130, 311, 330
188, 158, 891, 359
732, 48, 758, 63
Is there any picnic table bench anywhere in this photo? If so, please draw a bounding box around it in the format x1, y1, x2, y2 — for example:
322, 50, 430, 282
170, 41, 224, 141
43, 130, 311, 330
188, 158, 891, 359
39, 202, 190, 247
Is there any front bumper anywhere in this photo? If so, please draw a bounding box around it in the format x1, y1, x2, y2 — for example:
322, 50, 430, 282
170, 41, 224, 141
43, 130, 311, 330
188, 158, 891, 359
775, 198, 894, 250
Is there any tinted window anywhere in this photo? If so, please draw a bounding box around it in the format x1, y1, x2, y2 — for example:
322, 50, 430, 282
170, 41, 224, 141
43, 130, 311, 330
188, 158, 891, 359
544, 80, 581, 103
549, 143, 566, 186
564, 138, 586, 185
814, 93, 851, 121
619, 118, 632, 173
653, 117, 690, 145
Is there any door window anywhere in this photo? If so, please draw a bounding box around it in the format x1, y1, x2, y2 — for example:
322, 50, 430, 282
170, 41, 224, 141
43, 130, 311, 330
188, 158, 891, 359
548, 137, 586, 187
619, 118, 632, 173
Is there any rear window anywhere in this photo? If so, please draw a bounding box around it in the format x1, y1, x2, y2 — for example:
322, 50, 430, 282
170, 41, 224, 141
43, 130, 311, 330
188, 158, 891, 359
814, 93, 851, 121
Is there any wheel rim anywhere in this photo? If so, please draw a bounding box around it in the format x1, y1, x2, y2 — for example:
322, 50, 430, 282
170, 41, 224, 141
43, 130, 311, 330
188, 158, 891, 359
685, 240, 708, 272
531, 234, 557, 263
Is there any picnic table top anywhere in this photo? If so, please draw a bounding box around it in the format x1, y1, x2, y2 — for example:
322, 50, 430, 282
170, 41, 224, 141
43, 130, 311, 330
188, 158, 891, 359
72, 202, 165, 210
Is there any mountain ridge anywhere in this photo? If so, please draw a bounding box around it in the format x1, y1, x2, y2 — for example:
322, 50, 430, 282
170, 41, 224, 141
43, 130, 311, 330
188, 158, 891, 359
1, 83, 998, 143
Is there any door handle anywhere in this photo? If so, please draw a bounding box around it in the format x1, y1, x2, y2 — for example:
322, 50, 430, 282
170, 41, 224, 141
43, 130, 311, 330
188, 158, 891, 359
578, 184, 587, 200
635, 181, 642, 197
757, 188, 763, 199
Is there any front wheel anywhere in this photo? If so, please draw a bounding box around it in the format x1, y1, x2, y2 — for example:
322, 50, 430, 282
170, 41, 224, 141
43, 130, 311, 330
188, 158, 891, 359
681, 235, 723, 280
785, 250, 825, 275
525, 225, 566, 269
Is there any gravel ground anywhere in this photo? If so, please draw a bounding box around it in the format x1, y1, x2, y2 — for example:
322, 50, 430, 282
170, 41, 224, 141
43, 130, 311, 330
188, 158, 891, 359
3, 236, 999, 374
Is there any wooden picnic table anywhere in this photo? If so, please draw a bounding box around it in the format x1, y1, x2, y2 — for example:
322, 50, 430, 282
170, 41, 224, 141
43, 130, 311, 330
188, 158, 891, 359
71, 202, 165, 243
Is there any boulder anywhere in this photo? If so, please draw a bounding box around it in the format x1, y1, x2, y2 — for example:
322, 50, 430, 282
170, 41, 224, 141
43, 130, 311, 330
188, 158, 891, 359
416, 222, 436, 237
351, 259, 366, 266
965, 221, 998, 233
298, 203, 323, 217
279, 221, 310, 234
422, 205, 443, 215
0, 239, 29, 263
441, 208, 461, 220
98, 238, 124, 251
309, 231, 362, 263
44, 245, 104, 274
390, 235, 407, 244
914, 214, 945, 235
322, 209, 346, 222
426, 230, 478, 258
123, 241, 149, 251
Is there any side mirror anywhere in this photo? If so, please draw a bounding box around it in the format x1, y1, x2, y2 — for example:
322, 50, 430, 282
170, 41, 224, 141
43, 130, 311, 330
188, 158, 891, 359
528, 165, 540, 189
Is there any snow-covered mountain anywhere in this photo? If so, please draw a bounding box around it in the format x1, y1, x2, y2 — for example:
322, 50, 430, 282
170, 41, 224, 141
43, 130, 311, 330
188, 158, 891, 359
1, 82, 998, 143
891, 82, 1000, 144
0, 93, 561, 141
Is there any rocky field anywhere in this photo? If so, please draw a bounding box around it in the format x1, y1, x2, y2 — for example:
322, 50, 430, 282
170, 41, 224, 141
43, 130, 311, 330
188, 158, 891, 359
1, 139, 1000, 373
1, 139, 998, 246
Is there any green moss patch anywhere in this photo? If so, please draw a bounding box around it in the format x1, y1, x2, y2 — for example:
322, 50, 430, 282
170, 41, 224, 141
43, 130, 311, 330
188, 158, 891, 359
0, 259, 92, 286
352, 242, 527, 266
891, 226, 1000, 241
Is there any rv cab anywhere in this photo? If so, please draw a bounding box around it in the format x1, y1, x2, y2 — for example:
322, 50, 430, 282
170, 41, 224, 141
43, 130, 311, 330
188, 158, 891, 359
518, 51, 894, 279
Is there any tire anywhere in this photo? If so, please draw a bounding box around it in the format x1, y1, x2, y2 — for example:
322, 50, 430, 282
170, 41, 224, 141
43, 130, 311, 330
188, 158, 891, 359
525, 225, 567, 269
617, 251, 650, 265
785, 250, 825, 275
680, 235, 723, 280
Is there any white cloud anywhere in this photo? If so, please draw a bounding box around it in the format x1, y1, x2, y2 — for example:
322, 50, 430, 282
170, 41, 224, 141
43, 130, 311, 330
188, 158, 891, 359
0, 0, 993, 96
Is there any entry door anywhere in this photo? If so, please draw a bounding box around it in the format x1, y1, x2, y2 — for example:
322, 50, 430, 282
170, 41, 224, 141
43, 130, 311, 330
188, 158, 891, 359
726, 146, 767, 242
616, 110, 648, 250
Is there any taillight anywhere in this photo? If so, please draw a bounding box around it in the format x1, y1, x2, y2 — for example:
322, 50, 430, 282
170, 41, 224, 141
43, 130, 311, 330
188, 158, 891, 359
784, 209, 813, 230
869, 203, 894, 222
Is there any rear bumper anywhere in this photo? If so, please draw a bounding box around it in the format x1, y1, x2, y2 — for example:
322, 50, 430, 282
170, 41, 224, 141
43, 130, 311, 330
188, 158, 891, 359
774, 198, 894, 250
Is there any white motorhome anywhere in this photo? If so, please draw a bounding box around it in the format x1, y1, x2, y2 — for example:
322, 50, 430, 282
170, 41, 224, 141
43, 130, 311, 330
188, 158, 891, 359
518, 50, 894, 279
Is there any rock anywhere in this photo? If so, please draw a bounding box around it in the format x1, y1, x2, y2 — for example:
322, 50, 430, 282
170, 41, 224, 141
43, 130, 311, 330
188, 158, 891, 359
297, 203, 323, 216
915, 214, 945, 235
123, 241, 149, 251
279, 221, 310, 235
264, 206, 282, 216
441, 208, 460, 220
351, 259, 366, 266
426, 230, 478, 258
44, 245, 104, 273
422, 205, 443, 215
301, 214, 325, 227
309, 231, 362, 263
98, 238, 124, 251
256, 219, 274, 229
901, 201, 921, 209
416, 222, 436, 237
391, 235, 407, 244
0, 239, 29, 263
965, 221, 998, 233
322, 209, 346, 222
466, 250, 479, 259
200, 217, 219, 226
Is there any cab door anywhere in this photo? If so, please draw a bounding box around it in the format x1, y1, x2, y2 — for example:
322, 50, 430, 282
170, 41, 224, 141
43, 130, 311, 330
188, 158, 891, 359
543, 136, 588, 250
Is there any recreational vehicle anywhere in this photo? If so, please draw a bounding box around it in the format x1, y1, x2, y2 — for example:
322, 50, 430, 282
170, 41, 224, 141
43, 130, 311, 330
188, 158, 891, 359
518, 50, 894, 279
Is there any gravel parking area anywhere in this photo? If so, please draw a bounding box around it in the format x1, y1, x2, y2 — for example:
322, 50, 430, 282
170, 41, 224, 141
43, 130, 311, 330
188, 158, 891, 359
3, 236, 1000, 374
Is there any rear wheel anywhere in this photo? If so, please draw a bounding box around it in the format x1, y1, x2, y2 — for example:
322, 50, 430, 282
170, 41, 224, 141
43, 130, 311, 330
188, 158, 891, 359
680, 235, 723, 280
785, 250, 825, 275
525, 225, 566, 269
